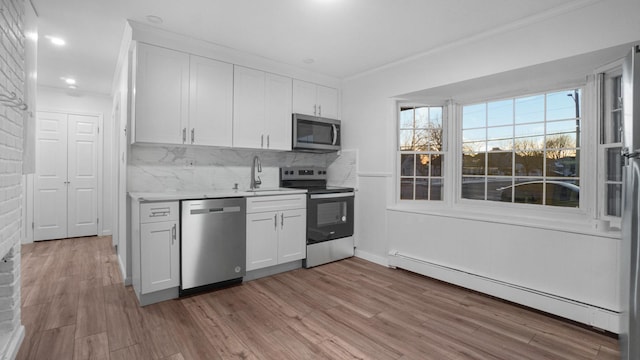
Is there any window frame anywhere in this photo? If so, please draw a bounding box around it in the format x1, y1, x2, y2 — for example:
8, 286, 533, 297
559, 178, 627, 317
458, 88, 583, 209
396, 103, 447, 203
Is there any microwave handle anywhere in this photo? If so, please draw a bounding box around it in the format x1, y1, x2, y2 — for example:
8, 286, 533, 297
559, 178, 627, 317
331, 124, 338, 146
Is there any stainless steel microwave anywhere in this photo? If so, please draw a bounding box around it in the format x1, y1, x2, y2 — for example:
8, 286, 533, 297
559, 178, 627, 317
292, 113, 341, 152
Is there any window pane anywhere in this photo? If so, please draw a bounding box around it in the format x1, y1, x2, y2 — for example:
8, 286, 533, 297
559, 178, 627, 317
488, 152, 512, 176
603, 110, 623, 144
488, 125, 513, 151
463, 103, 486, 129
415, 178, 429, 200
463, 141, 487, 154
429, 107, 443, 127
400, 108, 414, 128
607, 184, 622, 217
515, 123, 544, 138
430, 178, 443, 200
416, 154, 429, 176
545, 180, 579, 207
415, 107, 429, 128
400, 154, 414, 176
607, 147, 623, 182
546, 151, 578, 177
462, 177, 485, 200
487, 177, 512, 201
515, 150, 543, 176
547, 119, 579, 142
487, 99, 513, 126
462, 153, 485, 175
399, 130, 414, 150
463, 128, 486, 143
514, 136, 544, 150
547, 90, 580, 120
431, 154, 442, 177
413, 129, 430, 151
428, 128, 443, 151
515, 95, 544, 123
513, 179, 544, 205
400, 178, 414, 200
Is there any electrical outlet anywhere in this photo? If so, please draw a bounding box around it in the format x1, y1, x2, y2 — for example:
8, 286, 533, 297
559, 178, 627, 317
184, 159, 196, 168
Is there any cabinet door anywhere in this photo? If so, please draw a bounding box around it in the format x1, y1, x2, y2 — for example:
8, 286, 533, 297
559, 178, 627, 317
246, 212, 279, 271
140, 221, 180, 293
134, 43, 189, 144
278, 209, 306, 264
292, 79, 318, 116
233, 66, 265, 149
316, 85, 339, 119
189, 55, 234, 146
265, 73, 292, 151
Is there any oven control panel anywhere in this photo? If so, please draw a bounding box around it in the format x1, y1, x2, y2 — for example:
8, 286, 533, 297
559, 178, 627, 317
280, 166, 327, 181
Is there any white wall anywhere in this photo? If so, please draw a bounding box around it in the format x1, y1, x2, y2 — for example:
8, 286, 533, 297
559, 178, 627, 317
342, 0, 640, 331
30, 86, 114, 239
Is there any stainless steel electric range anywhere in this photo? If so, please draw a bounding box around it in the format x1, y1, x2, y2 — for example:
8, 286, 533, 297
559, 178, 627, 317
280, 166, 354, 268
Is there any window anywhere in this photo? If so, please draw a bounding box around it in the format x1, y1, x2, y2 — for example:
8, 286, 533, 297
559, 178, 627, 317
461, 89, 581, 207
601, 73, 623, 217
399, 105, 444, 200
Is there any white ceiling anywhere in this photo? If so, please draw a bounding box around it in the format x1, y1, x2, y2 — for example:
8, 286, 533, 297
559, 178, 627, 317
32, 0, 578, 95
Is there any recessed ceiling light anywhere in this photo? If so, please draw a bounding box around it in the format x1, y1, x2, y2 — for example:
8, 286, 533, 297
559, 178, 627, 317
45, 35, 65, 46
68, 85, 77, 90
65, 78, 76, 85
146, 15, 163, 24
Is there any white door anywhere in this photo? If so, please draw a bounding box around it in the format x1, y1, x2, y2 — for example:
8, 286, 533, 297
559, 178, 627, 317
292, 79, 318, 116
264, 73, 292, 151
277, 209, 306, 264
34, 112, 68, 240
34, 112, 98, 241
67, 114, 98, 237
189, 55, 233, 146
233, 66, 265, 149
246, 212, 278, 271
316, 85, 339, 119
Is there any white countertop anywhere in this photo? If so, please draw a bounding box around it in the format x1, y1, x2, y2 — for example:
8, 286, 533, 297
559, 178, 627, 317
129, 188, 307, 202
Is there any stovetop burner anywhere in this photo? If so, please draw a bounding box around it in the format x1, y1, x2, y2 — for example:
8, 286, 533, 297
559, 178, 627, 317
279, 166, 353, 193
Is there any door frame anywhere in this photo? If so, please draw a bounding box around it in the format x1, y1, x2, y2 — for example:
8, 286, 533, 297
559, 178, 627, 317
25, 109, 104, 243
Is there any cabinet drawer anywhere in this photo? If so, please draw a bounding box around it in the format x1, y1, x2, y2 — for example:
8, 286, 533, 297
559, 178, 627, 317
140, 201, 179, 223
246, 194, 306, 213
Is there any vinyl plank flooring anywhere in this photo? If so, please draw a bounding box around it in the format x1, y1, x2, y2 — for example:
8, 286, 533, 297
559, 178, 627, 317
18, 236, 620, 360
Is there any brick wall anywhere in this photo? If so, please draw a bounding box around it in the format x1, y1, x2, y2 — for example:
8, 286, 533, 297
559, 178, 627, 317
0, 0, 25, 356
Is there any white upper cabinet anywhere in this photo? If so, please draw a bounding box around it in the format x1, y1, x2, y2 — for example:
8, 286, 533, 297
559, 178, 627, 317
233, 65, 293, 150
292, 79, 339, 119
133, 43, 233, 146
134, 43, 189, 144
189, 55, 234, 146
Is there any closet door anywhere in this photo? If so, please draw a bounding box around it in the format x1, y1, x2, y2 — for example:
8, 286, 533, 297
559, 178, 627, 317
67, 114, 98, 238
34, 112, 68, 240
34, 112, 98, 241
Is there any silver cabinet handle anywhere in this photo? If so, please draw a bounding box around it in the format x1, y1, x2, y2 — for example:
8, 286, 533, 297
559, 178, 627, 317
267, 135, 270, 149
182, 128, 186, 143
274, 213, 277, 230
261, 134, 264, 148
171, 224, 176, 245
280, 212, 284, 229
191, 128, 195, 144
313, 104, 317, 116
318, 105, 322, 117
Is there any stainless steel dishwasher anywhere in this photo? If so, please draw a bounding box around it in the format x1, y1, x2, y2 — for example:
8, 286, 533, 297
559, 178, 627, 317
180, 197, 246, 295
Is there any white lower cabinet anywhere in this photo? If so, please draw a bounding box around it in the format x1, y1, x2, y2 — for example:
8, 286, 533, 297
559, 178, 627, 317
131, 199, 180, 306
246, 195, 306, 271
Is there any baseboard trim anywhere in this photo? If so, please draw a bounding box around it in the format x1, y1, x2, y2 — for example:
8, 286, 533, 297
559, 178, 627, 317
354, 249, 389, 267
388, 250, 620, 334
1, 324, 24, 360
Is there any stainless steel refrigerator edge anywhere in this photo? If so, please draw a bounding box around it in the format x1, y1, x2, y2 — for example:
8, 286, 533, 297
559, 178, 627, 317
180, 198, 246, 295
621, 44, 640, 360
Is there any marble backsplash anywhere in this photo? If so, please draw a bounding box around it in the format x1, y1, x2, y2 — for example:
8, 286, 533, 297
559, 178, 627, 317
128, 144, 357, 193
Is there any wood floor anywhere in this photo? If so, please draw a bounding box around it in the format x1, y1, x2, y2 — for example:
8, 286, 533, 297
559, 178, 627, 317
18, 236, 619, 360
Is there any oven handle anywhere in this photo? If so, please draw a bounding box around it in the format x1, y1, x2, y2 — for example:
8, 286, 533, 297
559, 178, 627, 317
309, 192, 354, 200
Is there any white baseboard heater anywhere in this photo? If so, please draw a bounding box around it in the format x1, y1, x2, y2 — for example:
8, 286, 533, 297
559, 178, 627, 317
388, 250, 620, 334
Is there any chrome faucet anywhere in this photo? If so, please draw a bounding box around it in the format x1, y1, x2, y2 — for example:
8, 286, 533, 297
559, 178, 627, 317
250, 155, 262, 190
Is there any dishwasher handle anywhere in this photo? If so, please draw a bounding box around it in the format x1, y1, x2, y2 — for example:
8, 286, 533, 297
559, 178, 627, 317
189, 206, 242, 215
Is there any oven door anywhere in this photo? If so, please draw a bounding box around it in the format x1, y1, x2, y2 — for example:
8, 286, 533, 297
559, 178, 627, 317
307, 192, 354, 244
